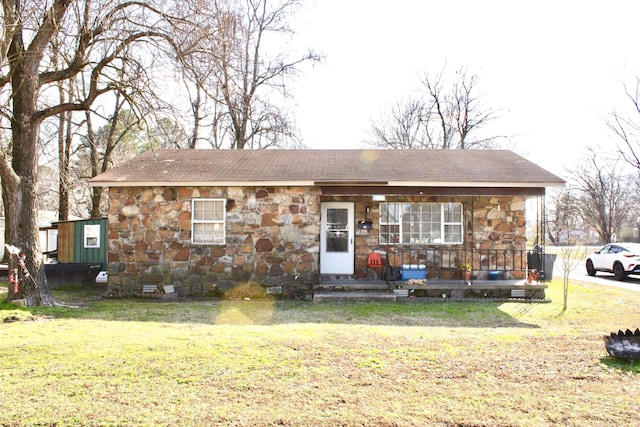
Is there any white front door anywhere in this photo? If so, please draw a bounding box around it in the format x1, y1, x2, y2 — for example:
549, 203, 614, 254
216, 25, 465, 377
320, 202, 354, 275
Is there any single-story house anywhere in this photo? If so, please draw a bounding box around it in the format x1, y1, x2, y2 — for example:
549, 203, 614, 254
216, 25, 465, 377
89, 149, 564, 298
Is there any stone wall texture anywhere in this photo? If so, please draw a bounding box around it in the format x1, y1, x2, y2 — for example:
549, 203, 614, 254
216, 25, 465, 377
107, 186, 322, 297
345, 195, 530, 281
107, 187, 531, 297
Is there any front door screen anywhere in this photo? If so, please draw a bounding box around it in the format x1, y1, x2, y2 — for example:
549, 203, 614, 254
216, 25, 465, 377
325, 208, 348, 252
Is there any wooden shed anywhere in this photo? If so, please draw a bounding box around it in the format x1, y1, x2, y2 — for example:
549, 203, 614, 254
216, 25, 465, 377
45, 218, 107, 287
55, 218, 108, 266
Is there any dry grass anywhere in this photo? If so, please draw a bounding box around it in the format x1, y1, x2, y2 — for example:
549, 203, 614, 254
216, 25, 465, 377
0, 281, 639, 426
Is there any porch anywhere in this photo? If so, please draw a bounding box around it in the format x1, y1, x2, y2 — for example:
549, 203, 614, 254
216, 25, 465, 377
313, 279, 549, 302
380, 247, 552, 282
314, 246, 552, 302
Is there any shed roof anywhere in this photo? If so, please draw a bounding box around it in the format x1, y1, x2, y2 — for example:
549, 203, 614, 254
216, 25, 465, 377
89, 149, 565, 188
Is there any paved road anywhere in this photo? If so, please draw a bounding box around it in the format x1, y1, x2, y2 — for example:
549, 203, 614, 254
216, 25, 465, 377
551, 257, 640, 292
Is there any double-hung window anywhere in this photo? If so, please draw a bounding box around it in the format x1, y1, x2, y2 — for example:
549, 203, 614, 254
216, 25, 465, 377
192, 199, 226, 245
379, 202, 463, 245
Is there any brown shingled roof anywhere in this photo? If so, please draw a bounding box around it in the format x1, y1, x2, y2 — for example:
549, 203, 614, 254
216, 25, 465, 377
89, 149, 565, 187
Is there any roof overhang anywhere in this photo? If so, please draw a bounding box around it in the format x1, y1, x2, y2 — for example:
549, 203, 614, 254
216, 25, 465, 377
313, 180, 389, 186
319, 186, 549, 196
90, 180, 318, 187
90, 180, 564, 190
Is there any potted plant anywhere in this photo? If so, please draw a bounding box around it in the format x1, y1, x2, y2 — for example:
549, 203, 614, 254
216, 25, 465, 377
460, 263, 472, 282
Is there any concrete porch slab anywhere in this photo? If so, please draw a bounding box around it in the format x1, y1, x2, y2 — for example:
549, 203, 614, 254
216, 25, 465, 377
312, 278, 549, 302
313, 291, 397, 302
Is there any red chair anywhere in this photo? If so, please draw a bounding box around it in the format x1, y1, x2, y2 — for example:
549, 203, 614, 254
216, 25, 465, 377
366, 252, 383, 278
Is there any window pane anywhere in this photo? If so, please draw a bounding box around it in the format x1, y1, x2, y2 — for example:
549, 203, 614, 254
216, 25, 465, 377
380, 203, 400, 224
193, 202, 204, 220
193, 222, 224, 244
326, 229, 348, 252
327, 208, 348, 230
380, 225, 399, 244
192, 199, 226, 244
193, 223, 205, 244
444, 203, 462, 222
401, 203, 437, 244
444, 224, 462, 243
380, 202, 462, 245
380, 203, 389, 223
429, 204, 441, 221
211, 223, 224, 244
212, 200, 224, 221
202, 223, 216, 241
379, 203, 400, 246
195, 200, 223, 221
427, 204, 440, 243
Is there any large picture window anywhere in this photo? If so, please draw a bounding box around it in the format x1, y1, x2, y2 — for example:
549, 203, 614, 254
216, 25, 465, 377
379, 202, 463, 245
192, 199, 226, 245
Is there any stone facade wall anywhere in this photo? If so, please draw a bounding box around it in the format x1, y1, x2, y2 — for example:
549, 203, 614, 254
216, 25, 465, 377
337, 195, 530, 281
472, 196, 528, 250
107, 186, 321, 297
106, 187, 533, 297
471, 195, 529, 279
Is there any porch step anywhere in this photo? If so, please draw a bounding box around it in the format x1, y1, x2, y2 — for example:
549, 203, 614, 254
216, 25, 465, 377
313, 291, 397, 302
315, 282, 390, 292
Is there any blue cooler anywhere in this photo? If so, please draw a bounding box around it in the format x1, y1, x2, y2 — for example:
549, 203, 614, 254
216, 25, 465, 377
402, 264, 426, 280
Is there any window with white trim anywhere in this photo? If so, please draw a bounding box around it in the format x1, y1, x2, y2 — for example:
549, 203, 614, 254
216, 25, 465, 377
379, 202, 463, 245
84, 224, 101, 248
192, 199, 226, 245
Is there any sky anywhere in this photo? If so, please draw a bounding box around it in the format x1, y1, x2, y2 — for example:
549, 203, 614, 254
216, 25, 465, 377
287, 1, 640, 179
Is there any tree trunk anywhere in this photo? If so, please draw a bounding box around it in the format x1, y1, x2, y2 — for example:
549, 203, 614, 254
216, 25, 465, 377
4, 120, 56, 305
90, 186, 103, 218
4, 54, 57, 306
58, 110, 72, 221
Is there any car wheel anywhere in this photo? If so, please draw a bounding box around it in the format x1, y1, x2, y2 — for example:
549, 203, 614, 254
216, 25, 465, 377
613, 263, 627, 281
586, 259, 596, 276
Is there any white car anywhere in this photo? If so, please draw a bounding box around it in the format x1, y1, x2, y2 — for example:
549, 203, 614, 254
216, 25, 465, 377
586, 243, 640, 281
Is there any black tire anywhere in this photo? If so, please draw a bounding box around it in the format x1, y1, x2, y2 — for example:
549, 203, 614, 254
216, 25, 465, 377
613, 263, 627, 281
586, 259, 596, 276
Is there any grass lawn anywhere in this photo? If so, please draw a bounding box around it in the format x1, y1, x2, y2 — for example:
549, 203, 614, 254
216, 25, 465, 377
1, 281, 639, 427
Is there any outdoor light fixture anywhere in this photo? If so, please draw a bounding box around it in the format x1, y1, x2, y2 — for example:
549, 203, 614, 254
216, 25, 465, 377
359, 206, 373, 230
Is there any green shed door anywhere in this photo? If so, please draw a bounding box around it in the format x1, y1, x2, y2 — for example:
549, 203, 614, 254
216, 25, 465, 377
74, 218, 108, 268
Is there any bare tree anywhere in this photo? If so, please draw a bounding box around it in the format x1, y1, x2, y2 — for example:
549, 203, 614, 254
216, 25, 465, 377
366, 66, 501, 150
0, 0, 186, 306
546, 188, 585, 312
175, 0, 320, 150
608, 75, 640, 170
145, 116, 189, 149
624, 185, 640, 241
546, 188, 580, 246
367, 98, 432, 149
571, 149, 632, 244
81, 105, 143, 218
170, 1, 223, 149
558, 245, 586, 313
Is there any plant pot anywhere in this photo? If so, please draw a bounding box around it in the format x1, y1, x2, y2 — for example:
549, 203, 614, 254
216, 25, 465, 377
459, 270, 471, 281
